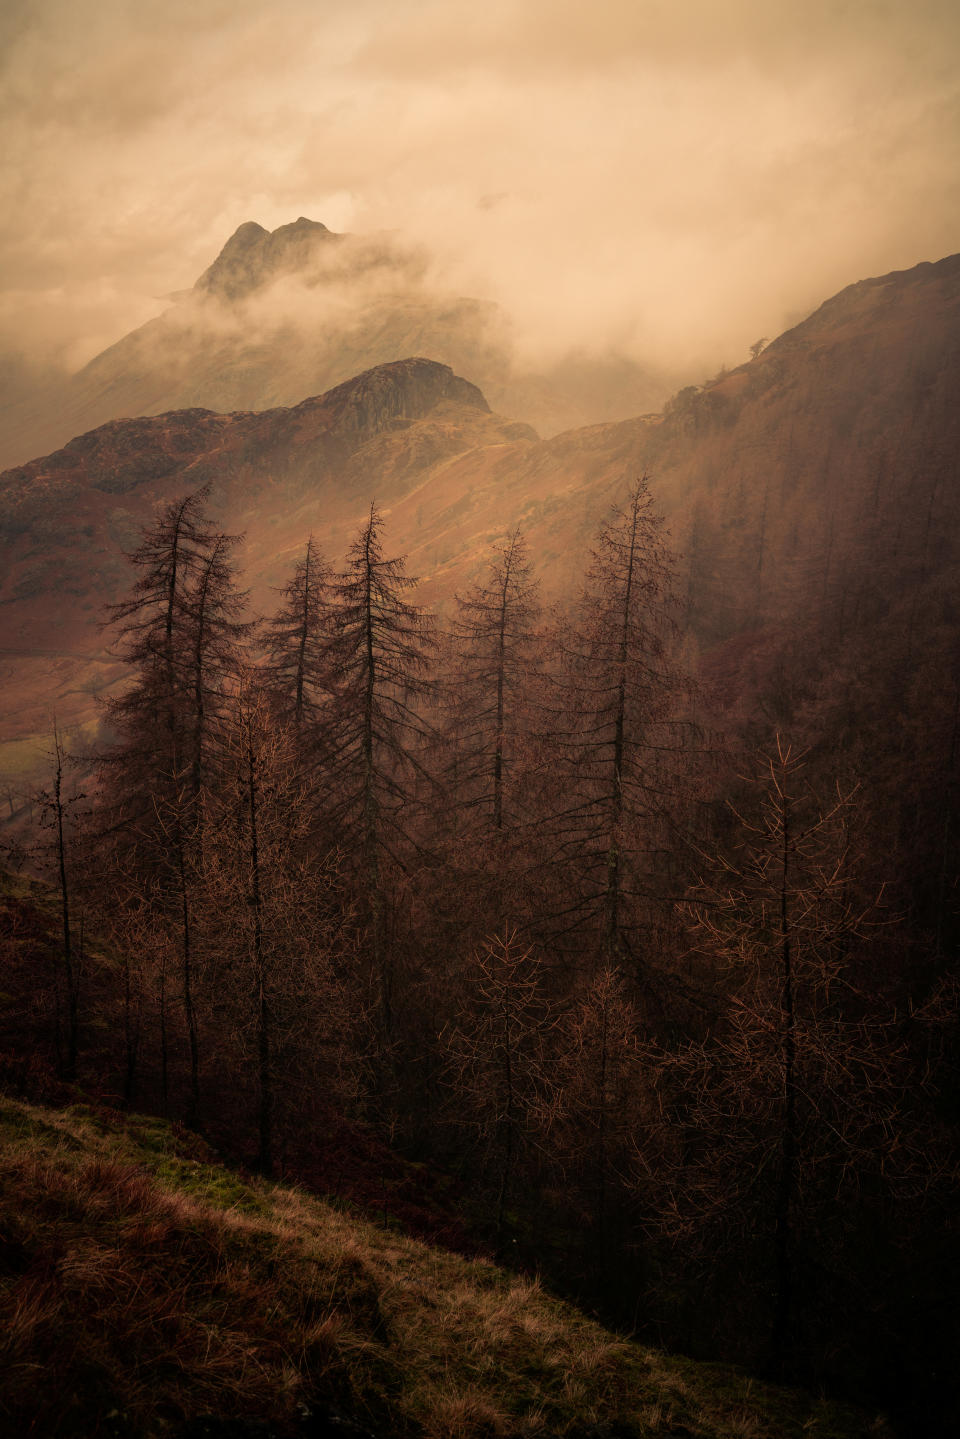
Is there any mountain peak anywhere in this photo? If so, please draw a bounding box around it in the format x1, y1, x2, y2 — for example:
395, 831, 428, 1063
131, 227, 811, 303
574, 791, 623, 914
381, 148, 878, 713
231, 220, 269, 240
194, 216, 340, 302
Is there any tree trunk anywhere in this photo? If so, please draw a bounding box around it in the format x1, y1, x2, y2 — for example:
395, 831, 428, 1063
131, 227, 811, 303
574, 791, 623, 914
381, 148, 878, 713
603, 488, 640, 962
53, 725, 78, 1081
772, 779, 797, 1371
362, 524, 389, 1048
246, 722, 272, 1174
176, 828, 200, 1127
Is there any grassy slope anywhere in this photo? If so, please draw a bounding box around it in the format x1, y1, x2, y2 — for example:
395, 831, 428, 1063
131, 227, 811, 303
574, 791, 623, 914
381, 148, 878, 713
0, 1095, 886, 1439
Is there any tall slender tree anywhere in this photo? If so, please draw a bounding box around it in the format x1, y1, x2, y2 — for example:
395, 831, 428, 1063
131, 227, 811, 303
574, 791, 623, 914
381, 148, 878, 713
427, 531, 549, 956
319, 504, 436, 1049
547, 477, 695, 978
35, 722, 84, 1080
443, 927, 556, 1251
262, 535, 335, 737
202, 676, 364, 1169
445, 529, 542, 838
99, 488, 249, 1126
647, 739, 918, 1375
550, 965, 646, 1278
103, 487, 221, 812
182, 531, 250, 826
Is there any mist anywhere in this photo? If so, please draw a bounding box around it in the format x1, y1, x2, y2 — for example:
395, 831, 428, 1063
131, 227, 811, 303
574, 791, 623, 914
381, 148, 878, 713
1, 0, 958, 384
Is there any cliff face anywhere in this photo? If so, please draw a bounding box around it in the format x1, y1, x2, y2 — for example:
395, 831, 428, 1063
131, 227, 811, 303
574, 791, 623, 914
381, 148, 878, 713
314, 355, 490, 436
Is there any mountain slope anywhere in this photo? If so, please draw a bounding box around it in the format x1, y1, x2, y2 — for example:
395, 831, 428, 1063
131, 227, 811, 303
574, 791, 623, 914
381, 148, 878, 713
642, 252, 960, 651
2, 252, 959, 782
0, 1091, 881, 1438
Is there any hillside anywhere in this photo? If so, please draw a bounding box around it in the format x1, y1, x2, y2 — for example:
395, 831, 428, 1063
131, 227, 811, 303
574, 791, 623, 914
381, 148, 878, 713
2, 253, 958, 1438
0, 1091, 883, 1438
0, 217, 672, 470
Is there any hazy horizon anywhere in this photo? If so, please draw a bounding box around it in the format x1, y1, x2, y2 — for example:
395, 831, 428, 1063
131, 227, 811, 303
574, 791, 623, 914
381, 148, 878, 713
1, 0, 958, 386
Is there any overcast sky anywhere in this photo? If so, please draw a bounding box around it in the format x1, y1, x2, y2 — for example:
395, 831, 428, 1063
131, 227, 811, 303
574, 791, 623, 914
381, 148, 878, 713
1, 0, 958, 377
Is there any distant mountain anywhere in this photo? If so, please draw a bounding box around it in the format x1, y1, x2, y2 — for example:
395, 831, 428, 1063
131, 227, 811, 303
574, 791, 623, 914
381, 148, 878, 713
0, 217, 673, 469
193, 215, 344, 300
2, 253, 959, 792
0, 358, 538, 770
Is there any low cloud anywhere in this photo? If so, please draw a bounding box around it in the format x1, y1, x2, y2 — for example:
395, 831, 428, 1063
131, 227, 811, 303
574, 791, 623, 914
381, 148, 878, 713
1, 0, 957, 385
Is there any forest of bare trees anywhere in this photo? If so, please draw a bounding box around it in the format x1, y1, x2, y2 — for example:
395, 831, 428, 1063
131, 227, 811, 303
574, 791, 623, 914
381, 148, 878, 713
7, 477, 959, 1429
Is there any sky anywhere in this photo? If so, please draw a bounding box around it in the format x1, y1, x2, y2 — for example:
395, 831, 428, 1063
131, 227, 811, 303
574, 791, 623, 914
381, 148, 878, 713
1, 0, 958, 378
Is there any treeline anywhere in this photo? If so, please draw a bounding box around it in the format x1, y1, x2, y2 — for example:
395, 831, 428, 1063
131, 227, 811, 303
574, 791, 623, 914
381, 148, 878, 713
11, 479, 959, 1429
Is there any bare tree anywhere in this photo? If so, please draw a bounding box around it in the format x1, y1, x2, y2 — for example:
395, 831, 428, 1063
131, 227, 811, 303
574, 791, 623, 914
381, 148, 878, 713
422, 530, 552, 979
549, 965, 647, 1273
203, 677, 362, 1171
99, 890, 154, 1107
102, 488, 220, 814
445, 529, 542, 838
99, 489, 249, 1127
182, 531, 251, 832
546, 477, 696, 980
35, 722, 85, 1081
319, 503, 436, 1052
262, 534, 335, 737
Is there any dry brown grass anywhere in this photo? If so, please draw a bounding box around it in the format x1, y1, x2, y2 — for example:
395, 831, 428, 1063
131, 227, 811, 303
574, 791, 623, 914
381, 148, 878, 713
0, 1095, 887, 1438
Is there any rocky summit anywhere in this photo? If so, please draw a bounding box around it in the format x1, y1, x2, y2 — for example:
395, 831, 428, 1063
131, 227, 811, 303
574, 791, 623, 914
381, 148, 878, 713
194, 217, 341, 301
